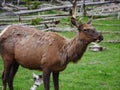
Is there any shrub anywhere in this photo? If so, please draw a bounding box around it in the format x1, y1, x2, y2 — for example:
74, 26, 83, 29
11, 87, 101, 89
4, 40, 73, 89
30, 18, 42, 25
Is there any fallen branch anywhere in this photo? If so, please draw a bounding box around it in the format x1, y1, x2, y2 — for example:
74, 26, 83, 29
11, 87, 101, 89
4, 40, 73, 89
93, 23, 120, 27
39, 20, 60, 25
14, 1, 111, 15
100, 31, 120, 34
40, 27, 75, 32
103, 40, 120, 43
0, 14, 69, 22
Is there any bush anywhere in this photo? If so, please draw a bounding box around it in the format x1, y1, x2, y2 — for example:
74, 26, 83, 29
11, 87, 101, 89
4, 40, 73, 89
30, 18, 42, 25
25, 0, 40, 10
31, 1, 40, 9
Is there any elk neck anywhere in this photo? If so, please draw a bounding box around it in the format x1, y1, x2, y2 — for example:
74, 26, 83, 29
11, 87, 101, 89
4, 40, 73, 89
62, 33, 89, 63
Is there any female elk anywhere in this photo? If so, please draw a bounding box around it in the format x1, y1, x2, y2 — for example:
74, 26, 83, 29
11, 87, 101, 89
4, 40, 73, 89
0, 17, 103, 90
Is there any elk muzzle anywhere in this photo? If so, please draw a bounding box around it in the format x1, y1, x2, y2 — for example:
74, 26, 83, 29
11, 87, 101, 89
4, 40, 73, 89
96, 34, 103, 43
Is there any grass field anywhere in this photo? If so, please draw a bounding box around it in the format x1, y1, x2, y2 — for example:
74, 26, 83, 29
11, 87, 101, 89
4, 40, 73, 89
0, 17, 120, 90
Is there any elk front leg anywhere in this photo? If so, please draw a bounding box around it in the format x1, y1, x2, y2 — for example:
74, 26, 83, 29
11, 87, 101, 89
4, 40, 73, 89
43, 69, 51, 90
8, 61, 19, 90
53, 72, 59, 90
2, 56, 13, 90
2, 71, 6, 90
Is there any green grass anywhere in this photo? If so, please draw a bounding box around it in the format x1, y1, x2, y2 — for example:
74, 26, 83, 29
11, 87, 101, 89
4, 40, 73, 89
0, 17, 120, 90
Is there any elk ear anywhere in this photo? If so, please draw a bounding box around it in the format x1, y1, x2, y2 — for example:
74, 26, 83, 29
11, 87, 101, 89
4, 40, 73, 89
87, 19, 92, 24
71, 17, 79, 28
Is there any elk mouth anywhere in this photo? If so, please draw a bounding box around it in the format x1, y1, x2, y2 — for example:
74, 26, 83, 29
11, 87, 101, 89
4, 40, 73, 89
95, 35, 104, 43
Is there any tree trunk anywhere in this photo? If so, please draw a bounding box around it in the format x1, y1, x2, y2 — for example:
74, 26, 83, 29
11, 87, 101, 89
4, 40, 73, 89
72, 0, 77, 18
83, 0, 87, 16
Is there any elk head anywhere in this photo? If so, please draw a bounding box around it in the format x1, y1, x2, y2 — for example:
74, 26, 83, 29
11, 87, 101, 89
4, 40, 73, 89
71, 17, 103, 43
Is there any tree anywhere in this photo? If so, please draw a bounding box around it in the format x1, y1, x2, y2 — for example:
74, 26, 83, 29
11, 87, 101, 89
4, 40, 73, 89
83, 0, 87, 16
71, 0, 77, 18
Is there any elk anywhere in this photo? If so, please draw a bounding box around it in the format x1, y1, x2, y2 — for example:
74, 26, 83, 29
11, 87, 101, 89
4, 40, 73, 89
0, 17, 103, 90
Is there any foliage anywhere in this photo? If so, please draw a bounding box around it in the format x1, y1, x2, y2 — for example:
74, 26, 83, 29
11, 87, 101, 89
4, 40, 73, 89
31, 1, 40, 9
60, 17, 71, 23
25, 0, 40, 10
30, 18, 42, 25
25, 0, 32, 10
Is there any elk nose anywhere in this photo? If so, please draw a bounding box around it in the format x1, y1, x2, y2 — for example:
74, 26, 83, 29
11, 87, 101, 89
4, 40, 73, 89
99, 35, 104, 41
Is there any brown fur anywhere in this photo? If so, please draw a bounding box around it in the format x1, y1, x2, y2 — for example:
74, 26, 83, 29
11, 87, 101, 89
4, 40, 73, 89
0, 17, 103, 90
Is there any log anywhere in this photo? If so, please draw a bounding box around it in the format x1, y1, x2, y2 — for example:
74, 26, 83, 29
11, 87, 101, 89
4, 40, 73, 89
41, 28, 53, 31
53, 27, 75, 31
93, 24, 120, 27
0, 25, 9, 31
14, 1, 111, 15
100, 31, 120, 34
39, 20, 60, 25
5, 3, 27, 10
0, 14, 69, 22
103, 40, 120, 43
